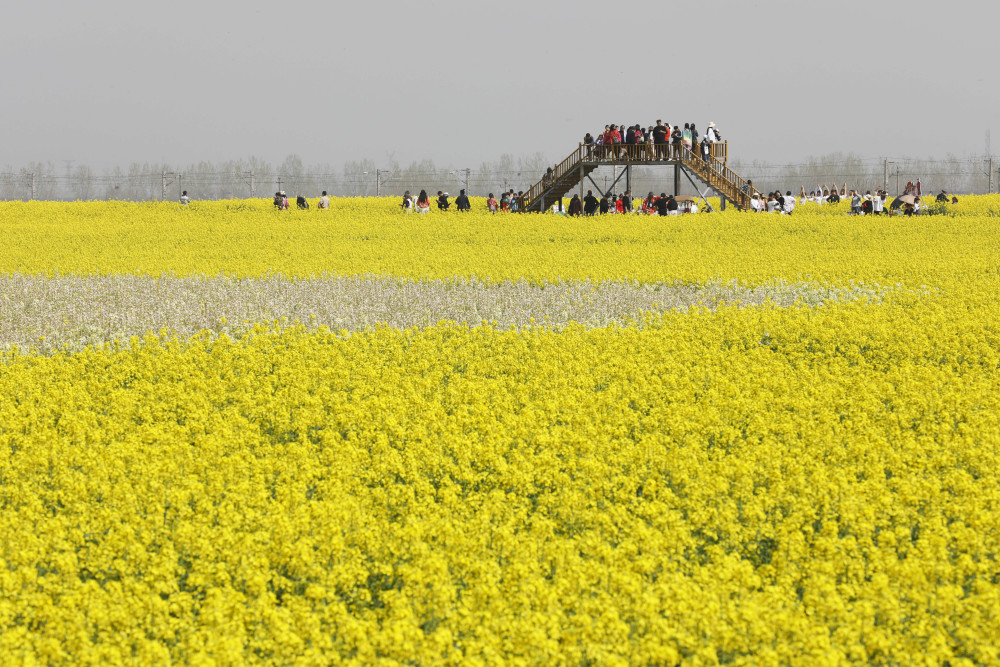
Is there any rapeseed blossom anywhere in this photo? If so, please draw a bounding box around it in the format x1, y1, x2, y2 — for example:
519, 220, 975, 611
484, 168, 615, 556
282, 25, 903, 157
1, 198, 999, 664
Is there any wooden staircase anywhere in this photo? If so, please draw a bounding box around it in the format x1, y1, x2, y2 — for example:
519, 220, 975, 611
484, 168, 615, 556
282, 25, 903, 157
676, 146, 756, 211
520, 145, 599, 212
520, 142, 758, 212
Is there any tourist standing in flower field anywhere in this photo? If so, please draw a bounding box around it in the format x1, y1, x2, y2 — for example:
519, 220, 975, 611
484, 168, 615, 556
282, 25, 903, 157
180, 190, 190, 205
416, 190, 430, 214
568, 194, 582, 216
318, 191, 330, 209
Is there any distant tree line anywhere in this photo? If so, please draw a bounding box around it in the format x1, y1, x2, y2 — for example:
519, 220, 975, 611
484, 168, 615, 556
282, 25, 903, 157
2, 152, 998, 202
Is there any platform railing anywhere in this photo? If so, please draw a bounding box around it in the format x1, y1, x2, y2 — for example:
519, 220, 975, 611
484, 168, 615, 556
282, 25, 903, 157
582, 141, 728, 163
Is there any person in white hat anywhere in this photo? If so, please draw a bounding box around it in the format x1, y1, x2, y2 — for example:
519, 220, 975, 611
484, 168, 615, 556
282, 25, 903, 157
705, 122, 721, 143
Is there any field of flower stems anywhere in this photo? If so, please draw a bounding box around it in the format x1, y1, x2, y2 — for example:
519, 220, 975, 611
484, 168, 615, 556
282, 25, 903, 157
2, 197, 1000, 665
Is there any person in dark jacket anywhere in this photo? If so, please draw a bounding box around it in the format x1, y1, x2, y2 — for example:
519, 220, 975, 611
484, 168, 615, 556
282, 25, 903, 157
583, 190, 599, 215
670, 125, 683, 158
568, 194, 583, 216
437, 191, 450, 210
666, 195, 679, 214
455, 189, 471, 211
655, 193, 668, 216
296, 195, 309, 209
599, 194, 610, 214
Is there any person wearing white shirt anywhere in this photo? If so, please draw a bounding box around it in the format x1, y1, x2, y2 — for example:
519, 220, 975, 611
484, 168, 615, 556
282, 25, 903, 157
783, 191, 796, 214
704, 122, 720, 142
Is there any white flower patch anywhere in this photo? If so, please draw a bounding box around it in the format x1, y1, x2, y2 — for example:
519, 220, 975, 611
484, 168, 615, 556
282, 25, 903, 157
0, 274, 887, 355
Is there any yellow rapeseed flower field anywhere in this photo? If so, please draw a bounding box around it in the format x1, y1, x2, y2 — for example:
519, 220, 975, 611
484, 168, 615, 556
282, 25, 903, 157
1, 198, 999, 664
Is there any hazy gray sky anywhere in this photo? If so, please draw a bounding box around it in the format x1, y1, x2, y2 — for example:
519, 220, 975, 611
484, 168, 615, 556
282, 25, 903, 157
5, 0, 996, 170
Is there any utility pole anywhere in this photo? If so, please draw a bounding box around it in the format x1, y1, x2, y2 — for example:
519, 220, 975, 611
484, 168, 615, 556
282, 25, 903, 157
989, 156, 994, 194
162, 171, 167, 201
883, 159, 888, 193
276, 177, 283, 194
376, 169, 381, 197
250, 170, 255, 198
465, 167, 471, 195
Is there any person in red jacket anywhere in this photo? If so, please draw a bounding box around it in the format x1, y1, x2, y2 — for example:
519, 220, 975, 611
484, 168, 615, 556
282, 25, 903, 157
609, 124, 622, 159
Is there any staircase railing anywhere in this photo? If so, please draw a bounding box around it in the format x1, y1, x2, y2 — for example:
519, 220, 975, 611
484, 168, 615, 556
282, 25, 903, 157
678, 147, 758, 208
522, 144, 586, 210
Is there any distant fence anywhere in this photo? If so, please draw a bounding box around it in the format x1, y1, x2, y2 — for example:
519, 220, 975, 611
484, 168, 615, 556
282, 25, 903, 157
3, 156, 999, 201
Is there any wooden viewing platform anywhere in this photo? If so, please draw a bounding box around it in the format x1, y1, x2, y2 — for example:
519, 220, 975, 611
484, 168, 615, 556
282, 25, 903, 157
521, 141, 760, 212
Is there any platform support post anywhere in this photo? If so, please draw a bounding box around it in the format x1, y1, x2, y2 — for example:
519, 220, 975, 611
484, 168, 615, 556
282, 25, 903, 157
674, 164, 680, 196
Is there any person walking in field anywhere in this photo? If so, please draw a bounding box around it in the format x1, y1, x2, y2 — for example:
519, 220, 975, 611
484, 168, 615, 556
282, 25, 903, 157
568, 194, 583, 216
655, 193, 669, 216
783, 191, 796, 215
455, 189, 471, 212
416, 190, 431, 214
487, 193, 499, 213
437, 191, 450, 211
318, 191, 330, 209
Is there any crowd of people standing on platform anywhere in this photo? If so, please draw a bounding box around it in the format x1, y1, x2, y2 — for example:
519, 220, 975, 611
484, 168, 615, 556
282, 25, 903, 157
583, 120, 723, 162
